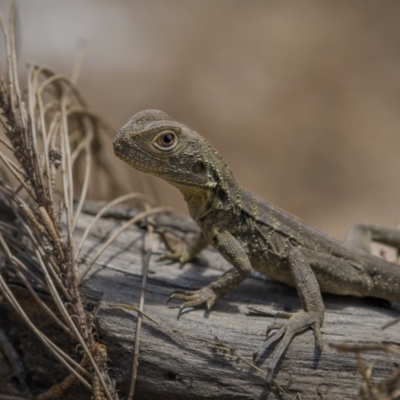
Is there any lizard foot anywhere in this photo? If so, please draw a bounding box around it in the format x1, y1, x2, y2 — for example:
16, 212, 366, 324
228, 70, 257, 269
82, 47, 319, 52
159, 249, 190, 264
167, 286, 218, 318
157, 230, 191, 264
253, 310, 323, 381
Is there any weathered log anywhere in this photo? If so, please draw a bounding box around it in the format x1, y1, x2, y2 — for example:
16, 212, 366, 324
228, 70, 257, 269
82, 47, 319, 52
1, 201, 400, 399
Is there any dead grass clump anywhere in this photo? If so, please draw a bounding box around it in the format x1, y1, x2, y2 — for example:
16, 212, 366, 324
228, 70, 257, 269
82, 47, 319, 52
0, 5, 128, 399
332, 343, 400, 400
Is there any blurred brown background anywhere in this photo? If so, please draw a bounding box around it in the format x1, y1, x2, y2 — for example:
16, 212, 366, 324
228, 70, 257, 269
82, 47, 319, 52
2, 0, 400, 238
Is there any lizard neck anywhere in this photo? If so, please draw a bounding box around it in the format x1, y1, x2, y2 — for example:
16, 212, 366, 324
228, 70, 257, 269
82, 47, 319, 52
177, 171, 241, 222
179, 187, 212, 221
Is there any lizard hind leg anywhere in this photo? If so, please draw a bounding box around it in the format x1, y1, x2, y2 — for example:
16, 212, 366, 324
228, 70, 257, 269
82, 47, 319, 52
253, 247, 325, 381
345, 224, 400, 254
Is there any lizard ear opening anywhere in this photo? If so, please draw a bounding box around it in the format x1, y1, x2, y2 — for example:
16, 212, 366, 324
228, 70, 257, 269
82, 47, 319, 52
192, 161, 206, 173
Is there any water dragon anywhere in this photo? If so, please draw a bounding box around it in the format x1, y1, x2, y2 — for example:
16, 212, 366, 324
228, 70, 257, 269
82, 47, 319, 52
113, 109, 400, 379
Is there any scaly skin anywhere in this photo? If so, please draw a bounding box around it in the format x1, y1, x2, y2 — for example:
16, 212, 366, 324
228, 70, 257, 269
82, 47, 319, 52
113, 109, 400, 380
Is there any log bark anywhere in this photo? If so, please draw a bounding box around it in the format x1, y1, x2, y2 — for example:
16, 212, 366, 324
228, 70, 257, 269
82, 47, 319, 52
1, 201, 400, 399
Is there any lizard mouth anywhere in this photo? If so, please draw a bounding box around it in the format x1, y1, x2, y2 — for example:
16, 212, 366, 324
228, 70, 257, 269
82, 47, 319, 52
113, 141, 167, 176
164, 176, 217, 190
112, 137, 123, 156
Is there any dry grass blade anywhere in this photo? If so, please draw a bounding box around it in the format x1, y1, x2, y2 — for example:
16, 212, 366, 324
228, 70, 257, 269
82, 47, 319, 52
71, 38, 87, 85
78, 206, 175, 283
128, 205, 154, 400
72, 133, 91, 231
74, 192, 153, 263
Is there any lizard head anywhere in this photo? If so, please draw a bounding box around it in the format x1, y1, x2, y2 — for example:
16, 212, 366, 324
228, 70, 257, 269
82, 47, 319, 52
114, 109, 232, 192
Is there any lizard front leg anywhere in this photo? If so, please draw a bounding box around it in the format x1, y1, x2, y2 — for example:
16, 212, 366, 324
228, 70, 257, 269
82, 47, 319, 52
253, 246, 325, 380
168, 230, 252, 317
159, 230, 208, 264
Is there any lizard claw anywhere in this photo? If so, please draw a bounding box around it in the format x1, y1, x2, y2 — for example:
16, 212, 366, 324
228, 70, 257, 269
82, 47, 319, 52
167, 286, 218, 318
266, 322, 284, 336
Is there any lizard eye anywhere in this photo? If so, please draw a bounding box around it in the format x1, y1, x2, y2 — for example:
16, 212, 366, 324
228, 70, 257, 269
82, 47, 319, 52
155, 130, 176, 149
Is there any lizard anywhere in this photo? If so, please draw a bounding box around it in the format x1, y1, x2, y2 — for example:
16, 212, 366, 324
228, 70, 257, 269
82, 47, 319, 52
113, 109, 400, 380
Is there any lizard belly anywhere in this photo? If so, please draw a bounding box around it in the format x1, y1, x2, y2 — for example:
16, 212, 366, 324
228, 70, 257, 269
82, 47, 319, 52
234, 223, 379, 299
245, 242, 373, 297
250, 253, 295, 287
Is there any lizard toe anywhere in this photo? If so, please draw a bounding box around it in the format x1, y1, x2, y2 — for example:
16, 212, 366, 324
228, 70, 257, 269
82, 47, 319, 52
168, 292, 198, 304
253, 325, 286, 362
159, 251, 190, 265
167, 286, 218, 317
266, 322, 284, 336
158, 252, 173, 261
313, 321, 324, 351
